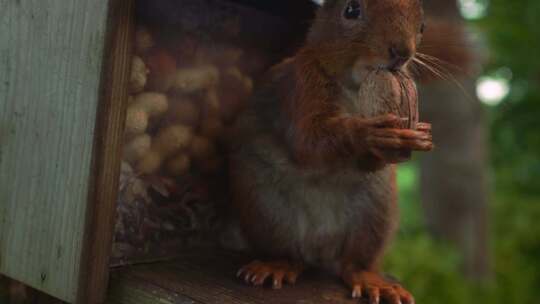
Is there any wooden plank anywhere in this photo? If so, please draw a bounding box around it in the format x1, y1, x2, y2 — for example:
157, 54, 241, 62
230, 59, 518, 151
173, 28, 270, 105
108, 275, 201, 304
109, 251, 363, 304
78, 0, 135, 303
0, 0, 132, 302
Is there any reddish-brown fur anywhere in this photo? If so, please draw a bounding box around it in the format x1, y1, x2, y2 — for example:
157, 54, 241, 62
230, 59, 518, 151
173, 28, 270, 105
228, 1, 432, 303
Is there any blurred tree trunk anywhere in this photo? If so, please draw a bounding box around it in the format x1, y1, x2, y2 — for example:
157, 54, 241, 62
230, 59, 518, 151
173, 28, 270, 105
418, 0, 491, 280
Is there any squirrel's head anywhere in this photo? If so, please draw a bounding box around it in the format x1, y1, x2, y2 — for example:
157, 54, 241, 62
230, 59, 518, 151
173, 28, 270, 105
308, 0, 424, 73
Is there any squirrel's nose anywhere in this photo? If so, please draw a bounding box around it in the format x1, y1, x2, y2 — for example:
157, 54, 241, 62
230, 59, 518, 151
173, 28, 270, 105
388, 46, 413, 71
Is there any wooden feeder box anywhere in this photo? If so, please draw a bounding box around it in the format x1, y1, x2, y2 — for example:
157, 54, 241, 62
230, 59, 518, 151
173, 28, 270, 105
1, 0, 362, 303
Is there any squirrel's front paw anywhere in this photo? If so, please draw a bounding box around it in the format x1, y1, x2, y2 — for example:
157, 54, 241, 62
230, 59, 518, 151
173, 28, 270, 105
367, 127, 432, 151
416, 122, 432, 135
343, 271, 415, 304
365, 126, 433, 163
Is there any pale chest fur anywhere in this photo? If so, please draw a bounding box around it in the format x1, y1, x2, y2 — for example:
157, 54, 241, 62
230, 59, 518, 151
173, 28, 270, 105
234, 134, 396, 272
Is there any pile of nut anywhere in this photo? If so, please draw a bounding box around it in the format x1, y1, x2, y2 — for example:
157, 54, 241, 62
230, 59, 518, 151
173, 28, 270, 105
123, 27, 255, 178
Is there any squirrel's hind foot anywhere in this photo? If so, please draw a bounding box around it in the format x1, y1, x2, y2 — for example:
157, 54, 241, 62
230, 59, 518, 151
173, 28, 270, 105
343, 270, 414, 304
237, 260, 304, 289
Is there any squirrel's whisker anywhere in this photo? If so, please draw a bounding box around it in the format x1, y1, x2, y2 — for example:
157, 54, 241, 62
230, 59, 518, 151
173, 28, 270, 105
413, 56, 474, 102
412, 57, 446, 80
416, 52, 461, 71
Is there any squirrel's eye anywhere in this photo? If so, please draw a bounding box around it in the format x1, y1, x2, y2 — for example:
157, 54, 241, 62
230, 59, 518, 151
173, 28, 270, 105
344, 1, 363, 20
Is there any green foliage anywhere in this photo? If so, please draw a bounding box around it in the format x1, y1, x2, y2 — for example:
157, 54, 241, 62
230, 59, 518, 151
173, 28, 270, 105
386, 1, 540, 303
389, 165, 474, 304
478, 1, 540, 299
478, 0, 540, 78
386, 233, 471, 304
391, 166, 540, 304
479, 0, 540, 192
480, 0, 540, 297
490, 192, 540, 304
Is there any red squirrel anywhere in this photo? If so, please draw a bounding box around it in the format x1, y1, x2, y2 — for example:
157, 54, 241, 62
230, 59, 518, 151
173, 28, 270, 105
228, 0, 433, 303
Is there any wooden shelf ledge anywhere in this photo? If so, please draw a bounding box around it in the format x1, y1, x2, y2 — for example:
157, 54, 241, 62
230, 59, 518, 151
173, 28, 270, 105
108, 251, 364, 304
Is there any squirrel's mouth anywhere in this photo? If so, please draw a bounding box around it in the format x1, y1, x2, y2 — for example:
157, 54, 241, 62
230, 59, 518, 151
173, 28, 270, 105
387, 56, 412, 72
353, 59, 411, 84
364, 62, 409, 74
367, 57, 412, 73
368, 65, 405, 74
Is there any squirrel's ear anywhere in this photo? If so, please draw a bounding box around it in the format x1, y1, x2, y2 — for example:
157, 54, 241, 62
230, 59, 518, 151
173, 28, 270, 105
312, 0, 324, 6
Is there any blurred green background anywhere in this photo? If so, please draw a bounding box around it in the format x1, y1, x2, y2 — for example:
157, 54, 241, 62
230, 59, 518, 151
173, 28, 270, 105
2, 0, 539, 303
389, 0, 540, 303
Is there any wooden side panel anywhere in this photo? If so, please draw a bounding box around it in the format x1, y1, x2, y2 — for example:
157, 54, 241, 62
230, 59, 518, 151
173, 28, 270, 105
79, 0, 134, 303
0, 0, 132, 302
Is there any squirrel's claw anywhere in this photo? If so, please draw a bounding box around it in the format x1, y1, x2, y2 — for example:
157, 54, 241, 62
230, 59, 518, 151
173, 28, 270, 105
237, 260, 303, 289
343, 271, 414, 304
416, 122, 432, 134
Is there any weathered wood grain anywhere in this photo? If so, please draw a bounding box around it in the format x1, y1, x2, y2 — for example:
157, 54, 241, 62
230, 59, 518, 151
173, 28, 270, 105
0, 0, 132, 302
109, 251, 364, 304
108, 276, 201, 304
78, 0, 135, 303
